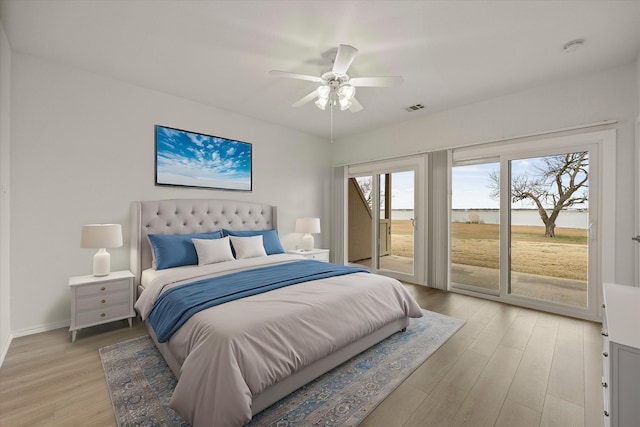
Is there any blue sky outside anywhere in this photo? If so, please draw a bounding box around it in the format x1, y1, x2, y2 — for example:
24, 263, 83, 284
156, 126, 251, 189
361, 153, 589, 210
452, 155, 589, 210
452, 162, 500, 209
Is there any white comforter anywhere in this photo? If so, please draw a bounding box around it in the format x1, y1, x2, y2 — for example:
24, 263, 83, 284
135, 255, 423, 427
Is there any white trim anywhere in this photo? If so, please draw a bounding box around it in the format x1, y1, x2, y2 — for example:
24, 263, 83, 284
453, 128, 615, 161
333, 120, 617, 167
11, 319, 71, 338
0, 332, 12, 367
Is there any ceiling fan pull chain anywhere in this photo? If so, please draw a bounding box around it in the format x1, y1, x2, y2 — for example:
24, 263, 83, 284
330, 102, 334, 143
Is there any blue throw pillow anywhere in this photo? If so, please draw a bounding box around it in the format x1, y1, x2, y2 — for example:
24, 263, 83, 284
148, 231, 223, 270
222, 229, 285, 255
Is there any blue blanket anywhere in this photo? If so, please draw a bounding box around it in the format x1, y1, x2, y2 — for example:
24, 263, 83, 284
149, 260, 369, 342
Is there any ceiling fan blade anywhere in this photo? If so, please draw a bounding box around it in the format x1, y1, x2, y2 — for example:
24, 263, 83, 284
349, 76, 404, 87
292, 90, 318, 108
332, 44, 358, 76
269, 70, 324, 83
349, 97, 363, 113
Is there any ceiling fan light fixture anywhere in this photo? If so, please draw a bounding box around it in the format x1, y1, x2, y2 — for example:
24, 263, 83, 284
338, 84, 356, 100
271, 43, 403, 118
317, 85, 331, 99
315, 97, 328, 110
339, 98, 352, 110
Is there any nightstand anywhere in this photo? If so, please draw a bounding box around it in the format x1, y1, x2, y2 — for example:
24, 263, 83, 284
287, 248, 330, 262
68, 270, 135, 342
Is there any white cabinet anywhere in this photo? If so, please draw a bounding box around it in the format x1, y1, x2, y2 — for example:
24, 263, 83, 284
287, 248, 330, 262
68, 270, 135, 342
602, 282, 640, 427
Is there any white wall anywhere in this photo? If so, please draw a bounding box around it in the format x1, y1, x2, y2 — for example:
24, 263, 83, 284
0, 20, 12, 362
9, 53, 331, 335
334, 63, 638, 286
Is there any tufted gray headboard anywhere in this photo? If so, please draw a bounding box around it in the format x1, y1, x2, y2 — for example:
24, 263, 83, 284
130, 199, 277, 284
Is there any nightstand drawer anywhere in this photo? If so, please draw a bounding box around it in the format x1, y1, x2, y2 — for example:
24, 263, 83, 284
287, 249, 330, 262
76, 279, 130, 297
76, 303, 131, 326
76, 290, 130, 311
306, 252, 329, 262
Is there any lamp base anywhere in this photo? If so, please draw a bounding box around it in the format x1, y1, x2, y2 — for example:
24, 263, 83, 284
93, 248, 111, 276
301, 234, 314, 251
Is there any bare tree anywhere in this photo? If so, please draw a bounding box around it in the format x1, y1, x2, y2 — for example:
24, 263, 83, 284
356, 177, 385, 212
357, 177, 373, 210
488, 152, 588, 237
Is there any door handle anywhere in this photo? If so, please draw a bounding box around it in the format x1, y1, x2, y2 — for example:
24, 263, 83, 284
632, 235, 640, 243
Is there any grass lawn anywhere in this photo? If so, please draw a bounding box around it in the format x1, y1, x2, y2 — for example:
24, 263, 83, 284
390, 220, 587, 281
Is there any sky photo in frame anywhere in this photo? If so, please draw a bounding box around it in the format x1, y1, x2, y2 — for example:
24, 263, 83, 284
155, 125, 252, 191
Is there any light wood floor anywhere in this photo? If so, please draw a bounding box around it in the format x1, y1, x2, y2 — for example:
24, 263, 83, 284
0, 286, 603, 427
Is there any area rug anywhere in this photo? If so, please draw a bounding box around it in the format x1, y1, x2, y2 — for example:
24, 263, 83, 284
99, 310, 464, 427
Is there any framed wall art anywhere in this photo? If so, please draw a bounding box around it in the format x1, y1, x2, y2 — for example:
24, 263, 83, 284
155, 125, 252, 191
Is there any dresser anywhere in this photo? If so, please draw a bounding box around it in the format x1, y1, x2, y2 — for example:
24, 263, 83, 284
287, 248, 330, 262
601, 282, 640, 427
68, 270, 135, 342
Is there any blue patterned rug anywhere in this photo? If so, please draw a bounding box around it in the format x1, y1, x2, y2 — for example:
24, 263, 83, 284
99, 310, 464, 427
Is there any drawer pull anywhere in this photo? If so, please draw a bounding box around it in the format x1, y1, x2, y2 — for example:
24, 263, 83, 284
604, 410, 609, 417
603, 351, 608, 357
602, 381, 608, 388
601, 331, 608, 337
101, 299, 106, 304
101, 313, 106, 318
101, 287, 106, 291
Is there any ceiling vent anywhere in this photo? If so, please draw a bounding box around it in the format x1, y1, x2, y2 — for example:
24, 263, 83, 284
404, 104, 425, 112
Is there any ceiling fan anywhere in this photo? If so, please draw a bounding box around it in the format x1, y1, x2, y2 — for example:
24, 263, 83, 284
270, 44, 404, 113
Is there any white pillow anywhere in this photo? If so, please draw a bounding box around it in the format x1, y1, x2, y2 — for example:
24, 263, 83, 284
192, 237, 235, 266
229, 235, 267, 259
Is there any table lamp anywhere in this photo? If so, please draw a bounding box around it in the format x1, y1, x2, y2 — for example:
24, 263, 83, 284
295, 218, 321, 251
81, 224, 123, 276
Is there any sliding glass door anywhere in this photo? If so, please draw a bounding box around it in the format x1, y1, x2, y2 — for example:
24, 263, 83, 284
348, 158, 423, 284
379, 171, 415, 276
449, 131, 608, 318
451, 160, 501, 294
508, 152, 589, 308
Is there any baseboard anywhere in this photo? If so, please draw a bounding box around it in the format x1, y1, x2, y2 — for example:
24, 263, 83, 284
1, 320, 76, 366
11, 319, 70, 338
0, 332, 13, 368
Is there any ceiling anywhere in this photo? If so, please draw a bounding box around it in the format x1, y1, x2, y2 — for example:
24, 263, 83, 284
2, 0, 640, 141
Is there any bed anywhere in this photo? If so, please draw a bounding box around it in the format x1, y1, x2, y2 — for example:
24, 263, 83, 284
130, 199, 423, 427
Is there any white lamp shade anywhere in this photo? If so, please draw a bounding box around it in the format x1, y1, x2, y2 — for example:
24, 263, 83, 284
81, 224, 122, 276
81, 224, 123, 248
295, 218, 321, 234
